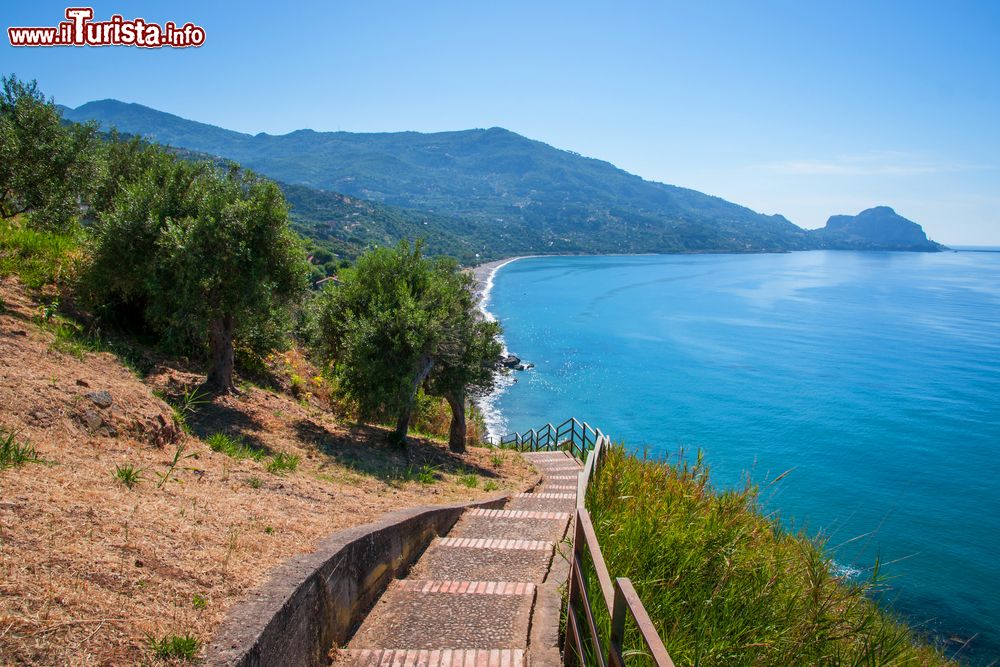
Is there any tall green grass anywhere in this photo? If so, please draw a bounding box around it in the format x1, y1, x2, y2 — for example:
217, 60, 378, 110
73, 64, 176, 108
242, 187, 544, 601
0, 218, 82, 289
581, 444, 952, 666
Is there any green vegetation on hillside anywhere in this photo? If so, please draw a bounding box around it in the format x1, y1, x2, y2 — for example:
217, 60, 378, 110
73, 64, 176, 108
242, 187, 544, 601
2, 74, 497, 445
63, 98, 944, 258
583, 444, 951, 666
86, 152, 309, 392
60, 100, 821, 256
307, 241, 502, 449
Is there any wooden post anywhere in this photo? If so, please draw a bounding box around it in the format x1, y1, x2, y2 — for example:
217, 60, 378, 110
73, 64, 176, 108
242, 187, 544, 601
563, 511, 584, 667
609, 579, 627, 667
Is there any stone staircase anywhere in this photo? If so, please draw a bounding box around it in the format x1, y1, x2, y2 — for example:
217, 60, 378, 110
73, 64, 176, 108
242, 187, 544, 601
332, 450, 581, 667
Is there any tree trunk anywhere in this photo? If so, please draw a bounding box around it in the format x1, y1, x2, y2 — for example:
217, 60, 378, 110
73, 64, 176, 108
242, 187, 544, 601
444, 388, 467, 453
391, 355, 434, 445
203, 313, 236, 394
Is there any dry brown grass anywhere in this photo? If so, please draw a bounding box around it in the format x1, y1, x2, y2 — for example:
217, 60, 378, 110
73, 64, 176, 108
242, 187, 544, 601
0, 277, 534, 665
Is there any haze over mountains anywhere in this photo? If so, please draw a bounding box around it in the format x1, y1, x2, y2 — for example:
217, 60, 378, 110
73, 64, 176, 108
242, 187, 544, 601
61, 100, 944, 261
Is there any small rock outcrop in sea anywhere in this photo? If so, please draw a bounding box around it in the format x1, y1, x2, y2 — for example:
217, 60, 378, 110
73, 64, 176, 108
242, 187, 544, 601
500, 354, 533, 371
811, 206, 945, 251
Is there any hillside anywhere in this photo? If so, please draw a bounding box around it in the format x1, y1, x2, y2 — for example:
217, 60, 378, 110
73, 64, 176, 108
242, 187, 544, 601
0, 276, 534, 665
62, 100, 814, 255
62, 100, 943, 256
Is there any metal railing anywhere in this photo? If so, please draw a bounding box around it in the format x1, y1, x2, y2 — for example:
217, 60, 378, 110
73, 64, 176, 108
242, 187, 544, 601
494, 418, 675, 667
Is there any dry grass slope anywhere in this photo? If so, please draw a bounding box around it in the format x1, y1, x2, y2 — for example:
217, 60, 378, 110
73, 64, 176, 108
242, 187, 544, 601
0, 277, 533, 665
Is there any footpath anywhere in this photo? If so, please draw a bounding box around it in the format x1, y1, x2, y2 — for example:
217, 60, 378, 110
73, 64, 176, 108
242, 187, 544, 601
332, 450, 582, 667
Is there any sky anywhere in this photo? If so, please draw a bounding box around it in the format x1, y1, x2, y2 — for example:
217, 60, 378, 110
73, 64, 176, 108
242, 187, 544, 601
4, 0, 999, 244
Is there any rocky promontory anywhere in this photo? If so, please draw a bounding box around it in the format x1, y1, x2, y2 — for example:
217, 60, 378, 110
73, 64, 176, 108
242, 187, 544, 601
810, 206, 945, 251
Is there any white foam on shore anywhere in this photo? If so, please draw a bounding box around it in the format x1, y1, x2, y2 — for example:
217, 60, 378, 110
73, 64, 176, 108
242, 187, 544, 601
478, 256, 524, 325
474, 257, 527, 442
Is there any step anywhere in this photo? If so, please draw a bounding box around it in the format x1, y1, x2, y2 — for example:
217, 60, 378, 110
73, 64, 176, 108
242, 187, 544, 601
505, 497, 576, 513
467, 509, 570, 520
522, 452, 575, 460
348, 580, 534, 650
334, 648, 526, 667
449, 511, 571, 542
409, 538, 553, 582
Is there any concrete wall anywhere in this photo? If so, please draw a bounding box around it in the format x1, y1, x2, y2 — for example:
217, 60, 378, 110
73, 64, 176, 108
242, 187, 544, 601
205, 494, 511, 666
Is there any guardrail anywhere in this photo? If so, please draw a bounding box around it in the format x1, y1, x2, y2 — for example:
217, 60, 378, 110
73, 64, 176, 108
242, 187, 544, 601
493, 418, 675, 667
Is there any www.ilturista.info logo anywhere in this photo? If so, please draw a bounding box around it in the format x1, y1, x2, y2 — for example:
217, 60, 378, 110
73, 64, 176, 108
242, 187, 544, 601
8, 7, 205, 48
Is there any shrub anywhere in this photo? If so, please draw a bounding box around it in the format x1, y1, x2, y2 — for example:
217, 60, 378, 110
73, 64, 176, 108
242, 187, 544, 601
458, 473, 479, 489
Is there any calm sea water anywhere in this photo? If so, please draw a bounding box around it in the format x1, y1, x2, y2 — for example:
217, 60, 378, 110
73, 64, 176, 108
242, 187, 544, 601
483, 251, 1000, 663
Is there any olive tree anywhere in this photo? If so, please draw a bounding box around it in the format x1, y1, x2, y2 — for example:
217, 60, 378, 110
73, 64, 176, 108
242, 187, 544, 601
88, 156, 309, 392
0, 74, 99, 230
310, 241, 502, 448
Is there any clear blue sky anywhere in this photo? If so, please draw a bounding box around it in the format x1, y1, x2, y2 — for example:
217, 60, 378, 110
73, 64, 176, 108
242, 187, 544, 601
4, 0, 999, 244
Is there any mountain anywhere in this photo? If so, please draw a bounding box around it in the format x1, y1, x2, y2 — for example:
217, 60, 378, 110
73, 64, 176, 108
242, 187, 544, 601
61, 99, 941, 257
812, 207, 943, 251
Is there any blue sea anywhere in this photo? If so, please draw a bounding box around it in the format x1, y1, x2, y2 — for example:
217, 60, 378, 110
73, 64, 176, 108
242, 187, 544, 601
482, 250, 1000, 663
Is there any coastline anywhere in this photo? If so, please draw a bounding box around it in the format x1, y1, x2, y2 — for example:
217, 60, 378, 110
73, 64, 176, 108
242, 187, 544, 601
469, 255, 532, 442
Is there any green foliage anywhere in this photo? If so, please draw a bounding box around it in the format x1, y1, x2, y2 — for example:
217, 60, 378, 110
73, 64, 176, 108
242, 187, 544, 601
583, 444, 952, 666
414, 463, 438, 485
113, 463, 143, 489
0, 75, 100, 232
265, 452, 300, 475
483, 480, 499, 492
309, 241, 502, 442
146, 632, 200, 661
246, 476, 263, 489
458, 473, 479, 489
156, 386, 208, 434
0, 428, 43, 470
85, 153, 309, 390
0, 217, 83, 289
191, 593, 207, 610
205, 433, 265, 461
61, 99, 819, 257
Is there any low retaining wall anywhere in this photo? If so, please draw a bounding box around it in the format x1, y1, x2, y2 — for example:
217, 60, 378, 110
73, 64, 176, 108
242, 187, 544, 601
205, 492, 518, 666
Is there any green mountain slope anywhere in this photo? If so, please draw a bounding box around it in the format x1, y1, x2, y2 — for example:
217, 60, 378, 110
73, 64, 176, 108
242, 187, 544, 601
62, 100, 941, 256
